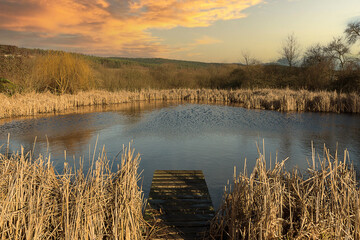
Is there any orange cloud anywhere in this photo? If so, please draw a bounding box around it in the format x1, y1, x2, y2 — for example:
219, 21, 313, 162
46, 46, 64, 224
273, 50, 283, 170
193, 36, 222, 45
0, 0, 263, 57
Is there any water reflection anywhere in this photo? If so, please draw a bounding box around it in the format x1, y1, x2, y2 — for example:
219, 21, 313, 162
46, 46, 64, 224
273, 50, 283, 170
0, 101, 177, 154
0, 101, 359, 208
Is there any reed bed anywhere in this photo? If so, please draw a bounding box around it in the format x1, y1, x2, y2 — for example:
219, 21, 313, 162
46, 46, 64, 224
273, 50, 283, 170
0, 88, 359, 119
209, 144, 360, 239
0, 144, 145, 240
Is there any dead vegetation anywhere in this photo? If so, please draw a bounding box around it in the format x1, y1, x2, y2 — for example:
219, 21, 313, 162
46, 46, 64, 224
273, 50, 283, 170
0, 143, 145, 239
0, 88, 359, 119
209, 143, 360, 239
1, 139, 359, 239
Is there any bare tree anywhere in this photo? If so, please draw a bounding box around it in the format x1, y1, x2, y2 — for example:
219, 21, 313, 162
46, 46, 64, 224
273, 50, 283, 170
303, 44, 329, 66
324, 37, 350, 70
281, 33, 300, 67
302, 43, 336, 89
241, 50, 260, 66
345, 21, 360, 45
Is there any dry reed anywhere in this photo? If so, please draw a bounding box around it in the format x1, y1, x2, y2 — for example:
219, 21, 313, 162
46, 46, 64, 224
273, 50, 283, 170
0, 143, 145, 240
209, 143, 360, 239
0, 88, 359, 119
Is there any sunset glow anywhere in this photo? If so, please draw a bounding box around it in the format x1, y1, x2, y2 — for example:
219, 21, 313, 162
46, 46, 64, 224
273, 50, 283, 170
0, 0, 359, 62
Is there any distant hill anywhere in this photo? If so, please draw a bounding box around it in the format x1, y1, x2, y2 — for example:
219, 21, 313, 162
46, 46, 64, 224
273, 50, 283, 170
0, 45, 47, 56
0, 44, 222, 68
109, 57, 219, 67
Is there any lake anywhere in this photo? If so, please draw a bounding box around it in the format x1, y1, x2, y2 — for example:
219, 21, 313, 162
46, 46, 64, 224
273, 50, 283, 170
1, 100, 359, 208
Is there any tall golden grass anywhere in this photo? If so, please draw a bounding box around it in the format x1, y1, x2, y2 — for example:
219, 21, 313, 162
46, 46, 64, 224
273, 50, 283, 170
209, 144, 360, 239
0, 143, 145, 239
1, 138, 359, 239
0, 88, 359, 119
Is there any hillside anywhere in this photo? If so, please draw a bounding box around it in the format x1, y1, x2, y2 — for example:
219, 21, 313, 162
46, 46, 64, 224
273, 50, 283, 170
0, 44, 216, 68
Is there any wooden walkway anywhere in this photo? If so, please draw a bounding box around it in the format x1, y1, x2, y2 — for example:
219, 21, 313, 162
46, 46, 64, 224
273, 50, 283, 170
145, 170, 215, 239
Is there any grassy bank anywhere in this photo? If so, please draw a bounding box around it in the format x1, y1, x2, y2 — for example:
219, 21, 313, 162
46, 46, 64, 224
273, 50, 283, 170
0, 144, 145, 239
0, 88, 359, 119
209, 144, 360, 239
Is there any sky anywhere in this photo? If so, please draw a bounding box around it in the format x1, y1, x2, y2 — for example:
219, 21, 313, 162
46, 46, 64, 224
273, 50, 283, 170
0, 0, 359, 63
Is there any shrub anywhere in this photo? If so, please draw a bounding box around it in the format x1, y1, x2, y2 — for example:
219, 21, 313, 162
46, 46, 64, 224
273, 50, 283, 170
32, 52, 93, 94
334, 63, 360, 92
0, 78, 17, 95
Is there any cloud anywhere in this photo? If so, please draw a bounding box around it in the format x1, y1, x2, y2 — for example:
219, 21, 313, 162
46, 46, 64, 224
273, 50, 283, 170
187, 52, 202, 57
0, 0, 263, 57
193, 36, 222, 45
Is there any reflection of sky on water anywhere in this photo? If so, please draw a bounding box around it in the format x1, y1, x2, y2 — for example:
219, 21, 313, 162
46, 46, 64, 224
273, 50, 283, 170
1, 102, 359, 208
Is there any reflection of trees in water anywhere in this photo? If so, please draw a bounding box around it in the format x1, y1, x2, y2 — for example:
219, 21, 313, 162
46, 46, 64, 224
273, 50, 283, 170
2, 114, 96, 154
0, 101, 179, 155
279, 121, 292, 160
113, 101, 177, 123
296, 113, 360, 174
47, 131, 94, 153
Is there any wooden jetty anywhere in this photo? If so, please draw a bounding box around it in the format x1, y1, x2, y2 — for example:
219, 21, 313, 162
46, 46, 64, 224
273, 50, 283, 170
146, 170, 215, 239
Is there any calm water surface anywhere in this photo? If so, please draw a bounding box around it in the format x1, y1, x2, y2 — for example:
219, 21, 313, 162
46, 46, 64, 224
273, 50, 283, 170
1, 101, 360, 207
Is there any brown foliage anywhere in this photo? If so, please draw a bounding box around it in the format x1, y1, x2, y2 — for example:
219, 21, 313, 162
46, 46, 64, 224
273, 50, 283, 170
31, 52, 94, 94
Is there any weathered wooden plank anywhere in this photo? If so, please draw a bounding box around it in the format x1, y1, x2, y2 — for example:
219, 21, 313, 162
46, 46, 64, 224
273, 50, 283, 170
152, 182, 206, 186
150, 188, 210, 193
152, 177, 205, 181
150, 188, 209, 193
151, 186, 208, 189
150, 193, 210, 198
149, 194, 210, 200
149, 200, 213, 207
150, 209, 214, 216
160, 214, 213, 222
151, 180, 206, 185
153, 174, 204, 177
150, 204, 214, 211
164, 221, 210, 227
148, 199, 212, 204
152, 176, 205, 179
150, 195, 210, 200
152, 180, 205, 184
146, 170, 214, 239
150, 192, 209, 197
151, 182, 207, 190
153, 171, 203, 175
151, 203, 214, 209
150, 187, 209, 192
150, 191, 209, 194
153, 175, 204, 178
155, 170, 203, 174
150, 190, 209, 195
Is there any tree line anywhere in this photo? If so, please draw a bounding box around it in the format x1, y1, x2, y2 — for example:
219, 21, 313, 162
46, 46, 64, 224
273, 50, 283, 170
237, 21, 360, 92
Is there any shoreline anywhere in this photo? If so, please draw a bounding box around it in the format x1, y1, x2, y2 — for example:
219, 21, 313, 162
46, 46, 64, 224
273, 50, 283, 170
0, 88, 359, 119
